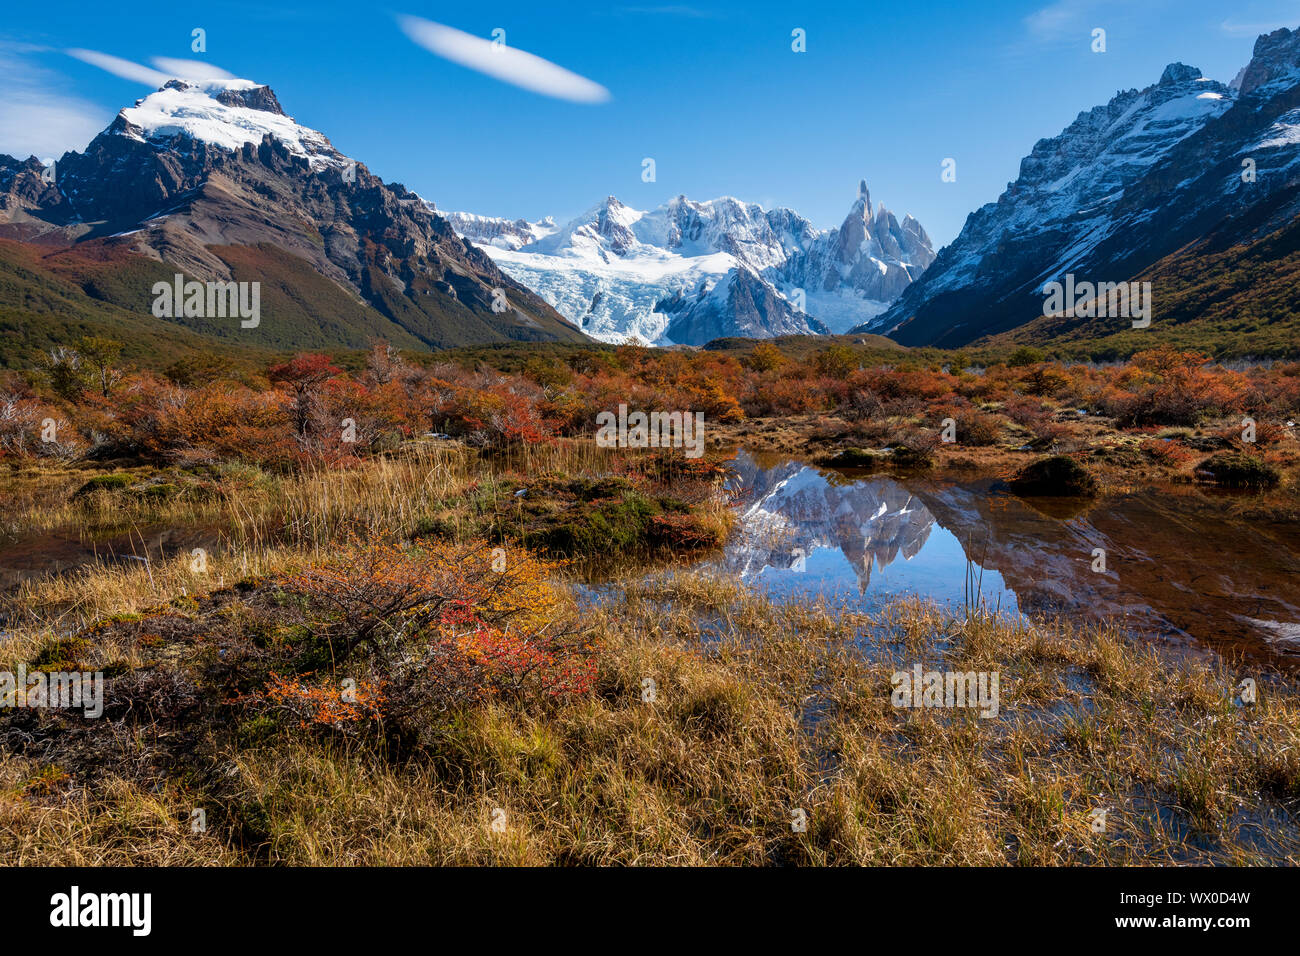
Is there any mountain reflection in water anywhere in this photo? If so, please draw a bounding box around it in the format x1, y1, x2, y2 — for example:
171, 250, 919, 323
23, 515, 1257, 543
707, 451, 1300, 668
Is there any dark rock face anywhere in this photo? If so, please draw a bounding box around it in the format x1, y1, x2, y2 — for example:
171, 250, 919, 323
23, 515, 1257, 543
1237, 27, 1300, 94
0, 82, 587, 348
213, 85, 286, 113
661, 266, 829, 345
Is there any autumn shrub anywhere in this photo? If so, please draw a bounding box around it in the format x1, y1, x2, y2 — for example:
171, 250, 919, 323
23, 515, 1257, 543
748, 374, 831, 415
745, 342, 788, 372
269, 353, 343, 446
863, 366, 954, 404
16, 334, 1300, 477
1002, 396, 1052, 428
838, 385, 887, 421
266, 539, 596, 737
1139, 439, 1200, 469
89, 374, 288, 466
0, 391, 77, 458
684, 379, 745, 423
1212, 419, 1290, 449
812, 345, 858, 378
1097, 349, 1240, 427
1015, 364, 1071, 397
942, 407, 1003, 447
1243, 363, 1300, 417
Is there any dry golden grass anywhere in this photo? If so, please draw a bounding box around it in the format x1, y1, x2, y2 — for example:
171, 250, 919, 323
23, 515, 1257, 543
2, 565, 1296, 866
2, 440, 708, 635
1, 444, 1296, 866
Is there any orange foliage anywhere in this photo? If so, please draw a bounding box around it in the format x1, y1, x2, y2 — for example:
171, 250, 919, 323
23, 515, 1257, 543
265, 673, 386, 728
270, 539, 596, 725
8, 341, 1298, 467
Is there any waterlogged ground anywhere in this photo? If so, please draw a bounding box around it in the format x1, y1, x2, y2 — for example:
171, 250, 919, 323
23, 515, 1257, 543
3, 450, 1298, 670
702, 450, 1300, 669
0, 525, 227, 592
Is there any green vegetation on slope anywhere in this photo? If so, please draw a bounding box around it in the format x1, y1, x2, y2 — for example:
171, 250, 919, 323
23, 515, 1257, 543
991, 209, 1300, 361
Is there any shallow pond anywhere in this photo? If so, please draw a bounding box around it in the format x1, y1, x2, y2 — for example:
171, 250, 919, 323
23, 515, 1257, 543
0, 525, 227, 590
699, 450, 1300, 668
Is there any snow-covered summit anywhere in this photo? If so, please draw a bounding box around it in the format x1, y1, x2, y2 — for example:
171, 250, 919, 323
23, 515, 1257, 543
446, 185, 933, 344
115, 79, 348, 169
435, 209, 557, 251
865, 60, 1237, 341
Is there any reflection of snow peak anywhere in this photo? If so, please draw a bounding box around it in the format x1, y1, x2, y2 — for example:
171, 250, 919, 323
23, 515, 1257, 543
722, 451, 936, 590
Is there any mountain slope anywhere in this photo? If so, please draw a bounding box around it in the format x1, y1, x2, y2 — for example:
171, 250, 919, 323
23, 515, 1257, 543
862, 29, 1300, 348
0, 79, 588, 352
0, 238, 276, 370
990, 187, 1300, 359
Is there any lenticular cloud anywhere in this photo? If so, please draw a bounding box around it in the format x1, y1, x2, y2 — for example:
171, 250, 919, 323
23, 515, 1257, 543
150, 58, 239, 84
67, 50, 244, 89
66, 49, 171, 87
396, 15, 610, 104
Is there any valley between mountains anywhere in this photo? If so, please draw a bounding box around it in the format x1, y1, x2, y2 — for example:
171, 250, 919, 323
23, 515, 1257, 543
1, 18, 1299, 869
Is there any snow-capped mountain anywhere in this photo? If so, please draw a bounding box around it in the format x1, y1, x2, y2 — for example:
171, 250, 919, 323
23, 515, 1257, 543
446, 185, 934, 345
869, 26, 1300, 347
436, 210, 558, 251
118, 80, 347, 169
0, 78, 585, 350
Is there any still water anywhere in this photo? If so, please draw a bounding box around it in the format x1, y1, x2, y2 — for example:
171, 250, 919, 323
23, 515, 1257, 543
702, 451, 1300, 668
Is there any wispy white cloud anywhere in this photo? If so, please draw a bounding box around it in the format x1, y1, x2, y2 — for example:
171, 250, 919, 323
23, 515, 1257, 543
0, 42, 107, 159
1220, 18, 1297, 37
1024, 0, 1091, 40
396, 15, 610, 104
0, 93, 105, 160
66, 49, 170, 86
149, 57, 238, 82
68, 50, 243, 87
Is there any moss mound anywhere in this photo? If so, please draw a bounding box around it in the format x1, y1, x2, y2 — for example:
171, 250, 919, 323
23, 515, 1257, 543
821, 447, 888, 469
1196, 452, 1281, 489
1008, 456, 1098, 497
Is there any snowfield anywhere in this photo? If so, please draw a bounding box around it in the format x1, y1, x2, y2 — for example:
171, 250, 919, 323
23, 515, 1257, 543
118, 80, 349, 170
445, 189, 934, 345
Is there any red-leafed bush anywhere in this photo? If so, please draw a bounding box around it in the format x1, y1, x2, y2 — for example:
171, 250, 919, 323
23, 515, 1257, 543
263, 539, 596, 738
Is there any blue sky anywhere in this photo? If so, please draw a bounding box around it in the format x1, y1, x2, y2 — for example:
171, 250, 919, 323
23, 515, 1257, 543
1, 0, 1296, 246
